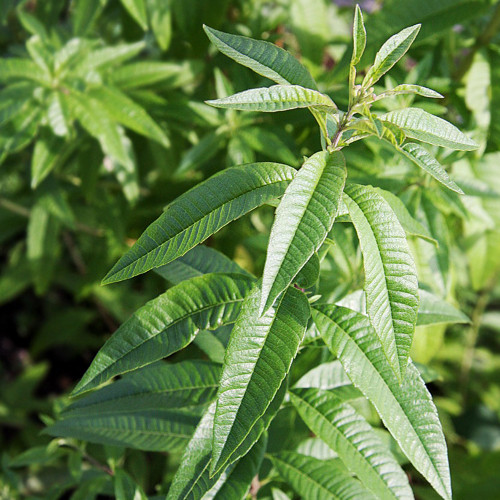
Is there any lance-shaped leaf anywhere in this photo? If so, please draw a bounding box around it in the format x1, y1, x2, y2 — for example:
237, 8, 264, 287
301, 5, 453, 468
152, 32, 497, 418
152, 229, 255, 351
363, 24, 421, 86
65, 361, 220, 416
343, 184, 419, 379
155, 245, 252, 285
103, 163, 295, 284
261, 151, 346, 313
45, 408, 198, 452
211, 285, 310, 475
294, 360, 351, 390
72, 273, 254, 396
313, 305, 452, 500
383, 108, 478, 150
203, 26, 317, 90
206, 85, 337, 113
289, 388, 413, 500
417, 290, 470, 326
351, 4, 366, 66
399, 142, 464, 194
377, 84, 443, 100
269, 452, 375, 500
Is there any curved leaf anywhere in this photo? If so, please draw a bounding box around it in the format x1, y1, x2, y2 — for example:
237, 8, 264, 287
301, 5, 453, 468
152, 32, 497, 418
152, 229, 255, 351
313, 305, 452, 500
269, 452, 375, 500
290, 388, 413, 500
203, 26, 317, 89
378, 84, 443, 99
399, 142, 464, 193
383, 107, 478, 150
211, 285, 310, 475
72, 273, 254, 396
206, 85, 337, 113
103, 163, 295, 284
417, 289, 470, 326
363, 24, 421, 86
343, 183, 419, 379
261, 151, 346, 313
294, 360, 352, 390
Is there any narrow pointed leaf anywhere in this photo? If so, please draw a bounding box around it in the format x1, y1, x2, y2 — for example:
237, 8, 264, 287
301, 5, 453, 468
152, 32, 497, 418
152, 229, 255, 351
313, 305, 452, 500
120, 0, 148, 30
269, 452, 375, 500
351, 4, 366, 66
383, 108, 478, 150
203, 26, 317, 90
363, 25, 421, 86
103, 163, 295, 284
72, 273, 254, 396
379, 84, 443, 99
294, 360, 351, 390
65, 361, 220, 416
261, 151, 346, 313
417, 290, 470, 326
290, 388, 413, 500
343, 184, 419, 379
399, 142, 464, 193
211, 285, 310, 475
206, 85, 337, 113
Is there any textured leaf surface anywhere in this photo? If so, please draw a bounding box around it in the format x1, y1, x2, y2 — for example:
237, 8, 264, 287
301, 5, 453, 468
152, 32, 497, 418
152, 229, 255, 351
206, 85, 336, 113
290, 388, 413, 500
313, 305, 452, 500
380, 84, 443, 99
364, 25, 421, 85
66, 361, 220, 416
417, 290, 470, 326
211, 285, 309, 475
103, 163, 295, 284
73, 273, 254, 395
351, 4, 366, 66
294, 361, 351, 390
400, 142, 464, 193
384, 108, 478, 150
203, 26, 317, 89
269, 452, 375, 500
155, 245, 251, 284
343, 183, 419, 379
261, 151, 346, 313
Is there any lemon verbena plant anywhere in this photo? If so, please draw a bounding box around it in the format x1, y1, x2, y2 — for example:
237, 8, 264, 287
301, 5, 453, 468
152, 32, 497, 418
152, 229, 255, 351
48, 6, 478, 499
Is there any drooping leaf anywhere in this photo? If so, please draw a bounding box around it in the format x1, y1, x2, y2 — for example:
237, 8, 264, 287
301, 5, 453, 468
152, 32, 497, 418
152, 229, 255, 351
261, 151, 346, 313
290, 388, 413, 499
155, 245, 252, 285
211, 285, 310, 475
103, 163, 295, 284
313, 305, 452, 500
65, 361, 220, 416
269, 452, 375, 500
72, 273, 254, 396
206, 85, 337, 113
351, 4, 366, 66
343, 183, 419, 380
383, 107, 478, 150
203, 26, 317, 89
399, 142, 464, 193
363, 24, 421, 86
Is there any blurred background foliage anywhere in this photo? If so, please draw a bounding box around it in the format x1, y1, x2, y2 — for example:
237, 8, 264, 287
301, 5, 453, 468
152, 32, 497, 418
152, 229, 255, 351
0, 0, 500, 498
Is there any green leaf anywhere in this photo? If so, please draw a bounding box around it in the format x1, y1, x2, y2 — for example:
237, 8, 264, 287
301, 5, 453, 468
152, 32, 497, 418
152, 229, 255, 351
45, 409, 198, 452
88, 86, 170, 147
147, 0, 172, 51
417, 289, 470, 326
269, 452, 375, 500
290, 388, 413, 499
351, 4, 366, 66
211, 285, 310, 475
399, 142, 464, 193
120, 0, 148, 30
114, 470, 147, 500
155, 245, 252, 284
73, 0, 108, 36
378, 84, 443, 99
203, 26, 317, 90
294, 360, 351, 390
65, 361, 220, 416
383, 107, 479, 150
31, 132, 66, 188
261, 151, 346, 313
295, 252, 320, 289
103, 163, 295, 284
363, 24, 421, 86
313, 305, 452, 500
72, 273, 254, 395
206, 85, 337, 113
77, 41, 145, 72
343, 183, 419, 379
0, 57, 48, 84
